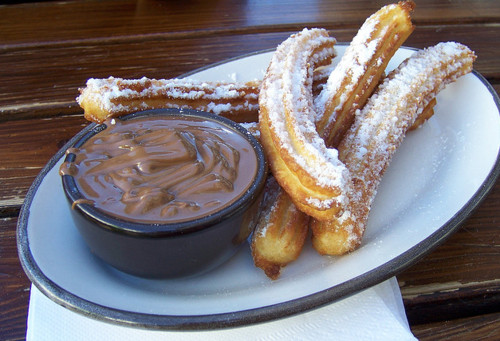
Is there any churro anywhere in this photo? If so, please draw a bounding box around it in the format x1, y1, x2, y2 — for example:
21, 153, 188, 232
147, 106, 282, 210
77, 77, 261, 123
251, 177, 310, 280
257, 2, 415, 221
259, 28, 350, 222
315, 1, 415, 147
251, 29, 337, 278
311, 42, 476, 255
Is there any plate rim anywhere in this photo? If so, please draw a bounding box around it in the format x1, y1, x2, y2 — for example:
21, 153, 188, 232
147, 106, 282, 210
17, 46, 500, 330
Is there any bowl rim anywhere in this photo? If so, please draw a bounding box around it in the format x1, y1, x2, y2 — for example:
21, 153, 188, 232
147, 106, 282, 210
61, 108, 268, 237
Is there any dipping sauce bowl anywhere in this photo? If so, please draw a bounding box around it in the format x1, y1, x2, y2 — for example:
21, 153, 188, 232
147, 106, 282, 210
60, 108, 267, 278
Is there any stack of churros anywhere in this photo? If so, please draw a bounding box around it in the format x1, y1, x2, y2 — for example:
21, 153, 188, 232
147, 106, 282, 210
77, 1, 476, 279
252, 1, 415, 278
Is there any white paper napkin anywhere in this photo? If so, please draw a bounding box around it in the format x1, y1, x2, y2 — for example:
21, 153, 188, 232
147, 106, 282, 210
26, 277, 416, 340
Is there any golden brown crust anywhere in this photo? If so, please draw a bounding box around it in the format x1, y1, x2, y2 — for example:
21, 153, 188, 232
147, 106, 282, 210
311, 42, 476, 256
251, 178, 310, 279
258, 28, 350, 221
315, 1, 415, 148
307, 1, 417, 255
77, 77, 261, 124
409, 97, 436, 130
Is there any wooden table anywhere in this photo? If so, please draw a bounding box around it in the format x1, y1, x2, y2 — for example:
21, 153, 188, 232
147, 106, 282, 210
1, 1, 499, 339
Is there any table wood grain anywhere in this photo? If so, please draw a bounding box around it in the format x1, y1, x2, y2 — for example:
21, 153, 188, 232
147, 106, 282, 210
1, 1, 499, 340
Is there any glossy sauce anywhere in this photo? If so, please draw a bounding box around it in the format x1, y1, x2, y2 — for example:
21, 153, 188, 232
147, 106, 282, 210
60, 116, 258, 223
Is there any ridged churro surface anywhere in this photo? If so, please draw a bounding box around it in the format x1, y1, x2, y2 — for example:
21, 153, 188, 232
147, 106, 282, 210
77, 66, 337, 124
311, 42, 476, 255
315, 1, 415, 147
259, 28, 349, 221
77, 77, 260, 123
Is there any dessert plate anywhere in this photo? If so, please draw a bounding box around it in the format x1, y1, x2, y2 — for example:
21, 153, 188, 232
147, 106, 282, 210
18, 45, 500, 330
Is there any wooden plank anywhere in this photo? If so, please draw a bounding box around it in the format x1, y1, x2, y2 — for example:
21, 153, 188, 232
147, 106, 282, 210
0, 115, 88, 213
411, 312, 500, 340
1, 26, 499, 122
0, 32, 295, 122
399, 180, 500, 324
2, 0, 499, 46
0, 216, 31, 341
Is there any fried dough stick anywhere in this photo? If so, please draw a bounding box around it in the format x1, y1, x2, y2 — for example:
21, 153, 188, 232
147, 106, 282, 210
311, 42, 476, 255
77, 77, 261, 124
252, 28, 337, 279
251, 177, 310, 279
258, 28, 352, 224
315, 0, 415, 148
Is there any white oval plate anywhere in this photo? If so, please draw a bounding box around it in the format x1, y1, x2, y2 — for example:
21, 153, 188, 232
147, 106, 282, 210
18, 45, 500, 330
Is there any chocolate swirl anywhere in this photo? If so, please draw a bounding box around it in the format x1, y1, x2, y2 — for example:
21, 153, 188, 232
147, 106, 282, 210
61, 116, 257, 223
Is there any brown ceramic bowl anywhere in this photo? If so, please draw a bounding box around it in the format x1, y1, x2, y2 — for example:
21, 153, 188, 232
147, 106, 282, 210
61, 108, 267, 278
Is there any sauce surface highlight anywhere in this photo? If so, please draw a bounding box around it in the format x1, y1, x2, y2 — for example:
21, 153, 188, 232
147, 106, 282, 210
61, 116, 258, 223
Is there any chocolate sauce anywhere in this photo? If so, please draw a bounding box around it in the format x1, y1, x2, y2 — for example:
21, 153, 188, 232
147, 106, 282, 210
60, 116, 258, 223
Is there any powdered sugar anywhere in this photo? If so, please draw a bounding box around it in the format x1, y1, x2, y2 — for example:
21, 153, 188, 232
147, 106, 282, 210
77, 76, 260, 118
239, 122, 261, 139
260, 28, 351, 210
314, 4, 392, 129
341, 42, 475, 209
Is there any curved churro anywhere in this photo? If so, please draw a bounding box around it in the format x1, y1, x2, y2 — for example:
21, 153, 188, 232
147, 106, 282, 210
258, 3, 415, 221
311, 42, 476, 255
259, 28, 350, 221
251, 29, 337, 278
77, 77, 261, 123
315, 0, 415, 148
